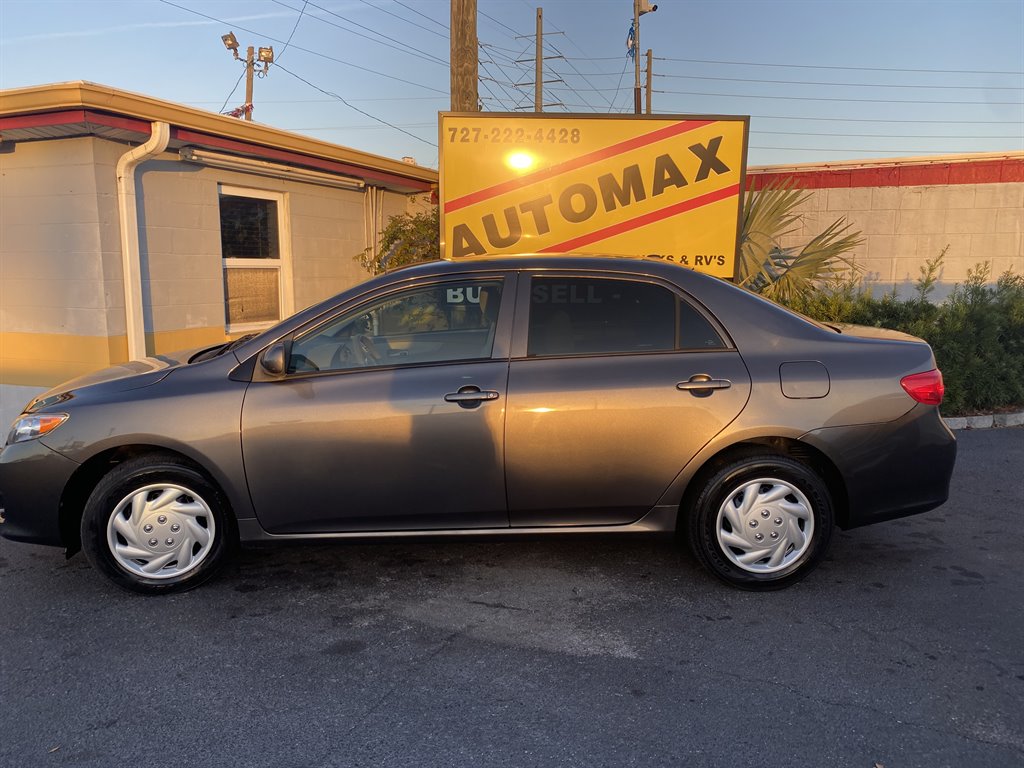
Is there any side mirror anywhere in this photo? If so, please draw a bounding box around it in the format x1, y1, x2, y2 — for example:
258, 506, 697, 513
260, 342, 287, 376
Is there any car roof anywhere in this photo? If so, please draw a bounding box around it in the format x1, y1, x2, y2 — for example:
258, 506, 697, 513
386, 254, 727, 286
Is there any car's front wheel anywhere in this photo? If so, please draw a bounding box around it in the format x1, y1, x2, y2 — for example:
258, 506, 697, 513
687, 454, 834, 590
81, 456, 232, 594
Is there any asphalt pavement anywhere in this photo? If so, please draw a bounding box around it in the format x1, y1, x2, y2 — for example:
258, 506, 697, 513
1, 428, 1022, 768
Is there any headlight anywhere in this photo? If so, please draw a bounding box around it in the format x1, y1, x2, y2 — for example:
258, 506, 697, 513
7, 413, 69, 444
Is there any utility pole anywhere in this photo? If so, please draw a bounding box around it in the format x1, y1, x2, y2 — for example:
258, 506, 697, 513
535, 8, 543, 112
221, 32, 273, 121
513, 10, 564, 111
632, 1, 657, 115
633, 1, 641, 114
243, 47, 256, 121
451, 0, 479, 112
646, 49, 653, 114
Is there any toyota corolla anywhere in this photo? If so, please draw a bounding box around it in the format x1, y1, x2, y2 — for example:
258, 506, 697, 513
0, 256, 956, 593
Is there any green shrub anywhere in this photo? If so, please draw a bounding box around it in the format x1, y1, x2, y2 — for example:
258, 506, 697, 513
782, 251, 1024, 416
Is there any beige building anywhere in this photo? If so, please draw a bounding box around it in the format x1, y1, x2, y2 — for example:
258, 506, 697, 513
747, 152, 1024, 298
0, 82, 437, 426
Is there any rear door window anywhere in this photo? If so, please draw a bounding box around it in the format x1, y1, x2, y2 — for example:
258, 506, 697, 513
526, 276, 724, 357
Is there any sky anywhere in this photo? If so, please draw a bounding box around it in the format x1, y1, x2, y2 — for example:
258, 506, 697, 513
1, 0, 1022, 169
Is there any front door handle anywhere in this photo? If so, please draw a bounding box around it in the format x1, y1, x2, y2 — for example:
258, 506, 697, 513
444, 386, 500, 408
677, 375, 731, 395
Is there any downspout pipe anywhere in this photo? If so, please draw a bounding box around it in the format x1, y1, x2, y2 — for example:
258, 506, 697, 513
116, 121, 170, 361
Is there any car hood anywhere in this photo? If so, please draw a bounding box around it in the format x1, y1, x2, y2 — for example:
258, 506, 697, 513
23, 351, 198, 413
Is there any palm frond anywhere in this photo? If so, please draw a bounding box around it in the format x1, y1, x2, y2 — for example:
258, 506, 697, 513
738, 178, 810, 289
761, 217, 864, 304
739, 178, 863, 302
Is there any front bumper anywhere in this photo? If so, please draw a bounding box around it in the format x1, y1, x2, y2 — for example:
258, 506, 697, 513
0, 438, 80, 546
801, 405, 957, 529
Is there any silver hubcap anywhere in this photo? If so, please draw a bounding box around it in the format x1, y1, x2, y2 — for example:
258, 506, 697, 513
715, 477, 814, 574
106, 483, 216, 580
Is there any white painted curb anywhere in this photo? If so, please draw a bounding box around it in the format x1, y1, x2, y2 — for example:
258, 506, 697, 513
944, 411, 1024, 430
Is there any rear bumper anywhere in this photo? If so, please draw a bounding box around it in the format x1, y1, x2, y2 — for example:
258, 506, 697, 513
801, 405, 957, 529
0, 438, 79, 546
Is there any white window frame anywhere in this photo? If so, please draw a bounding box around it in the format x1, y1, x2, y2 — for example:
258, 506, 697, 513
219, 184, 295, 334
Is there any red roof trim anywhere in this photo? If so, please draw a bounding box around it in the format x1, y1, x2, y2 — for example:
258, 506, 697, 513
0, 109, 431, 192
747, 157, 1024, 190
0, 109, 151, 134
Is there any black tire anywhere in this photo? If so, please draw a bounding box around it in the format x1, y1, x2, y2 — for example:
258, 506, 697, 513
81, 455, 233, 594
687, 454, 834, 590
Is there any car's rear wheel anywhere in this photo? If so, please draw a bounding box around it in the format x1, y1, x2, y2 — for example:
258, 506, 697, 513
81, 456, 232, 594
688, 455, 834, 590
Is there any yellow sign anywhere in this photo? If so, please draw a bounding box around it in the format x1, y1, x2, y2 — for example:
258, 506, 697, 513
440, 113, 749, 278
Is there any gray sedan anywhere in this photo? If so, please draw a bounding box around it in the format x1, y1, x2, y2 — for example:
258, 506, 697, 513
0, 256, 956, 593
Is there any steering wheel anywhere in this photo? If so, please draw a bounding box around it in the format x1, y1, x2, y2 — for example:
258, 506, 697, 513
330, 334, 382, 369
355, 334, 382, 364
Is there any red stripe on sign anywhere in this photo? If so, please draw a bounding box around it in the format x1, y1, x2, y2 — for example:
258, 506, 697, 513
444, 120, 715, 213
539, 183, 741, 253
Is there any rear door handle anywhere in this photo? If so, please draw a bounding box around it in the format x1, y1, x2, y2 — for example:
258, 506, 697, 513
444, 386, 500, 408
677, 375, 732, 393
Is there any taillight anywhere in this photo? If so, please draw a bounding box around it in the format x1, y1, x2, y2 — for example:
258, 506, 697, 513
901, 369, 944, 405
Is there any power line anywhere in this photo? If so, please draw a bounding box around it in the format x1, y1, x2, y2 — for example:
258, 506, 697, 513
749, 145, 1010, 154
654, 88, 1024, 106
392, 0, 449, 32
276, 0, 308, 62
477, 40, 527, 111
478, 41, 528, 56
283, 122, 436, 131
218, 67, 247, 113
354, 0, 448, 39
653, 72, 1024, 91
561, 55, 1024, 78
477, 37, 534, 111
532, 13, 629, 113
156, 0, 447, 93
483, 33, 618, 112
478, 63, 520, 112
273, 61, 436, 147
479, 98, 1023, 124
652, 56, 1024, 77
749, 114, 1024, 125
534, 20, 618, 105
478, 9, 523, 40
752, 130, 1021, 139
606, 58, 633, 114
543, 44, 611, 112
272, 0, 447, 67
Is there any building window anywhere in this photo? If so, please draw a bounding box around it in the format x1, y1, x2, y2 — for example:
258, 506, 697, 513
219, 185, 292, 332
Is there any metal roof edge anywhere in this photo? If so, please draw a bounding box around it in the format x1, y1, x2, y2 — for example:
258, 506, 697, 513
749, 150, 1024, 174
0, 81, 438, 185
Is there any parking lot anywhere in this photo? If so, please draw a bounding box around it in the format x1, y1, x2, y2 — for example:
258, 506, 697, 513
1, 427, 1021, 768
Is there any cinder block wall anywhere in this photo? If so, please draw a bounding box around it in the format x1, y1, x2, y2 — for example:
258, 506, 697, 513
748, 155, 1024, 299
0, 138, 123, 379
